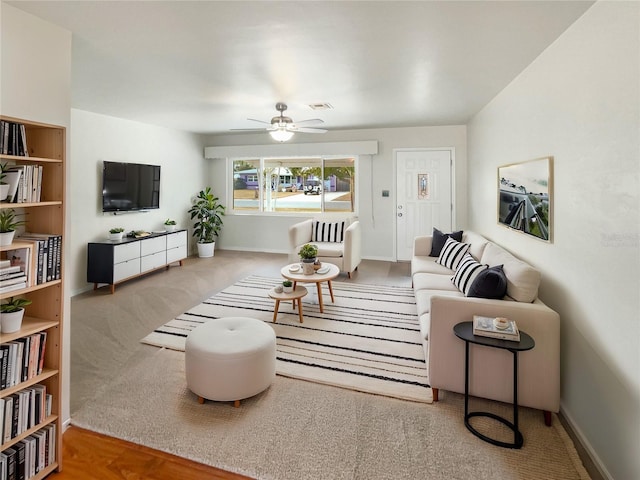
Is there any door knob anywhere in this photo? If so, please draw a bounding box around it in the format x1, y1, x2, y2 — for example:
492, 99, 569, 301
398, 213, 403, 217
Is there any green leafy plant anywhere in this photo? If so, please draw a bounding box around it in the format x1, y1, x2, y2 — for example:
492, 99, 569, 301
188, 187, 225, 244
0, 162, 8, 185
0, 296, 32, 313
164, 218, 176, 226
0, 209, 27, 233
298, 243, 318, 260
282, 280, 293, 287
109, 227, 124, 234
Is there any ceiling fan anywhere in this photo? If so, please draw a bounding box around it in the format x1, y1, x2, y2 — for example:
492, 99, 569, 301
233, 103, 327, 142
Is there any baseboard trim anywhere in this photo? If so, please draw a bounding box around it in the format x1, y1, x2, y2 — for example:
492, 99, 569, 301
559, 403, 612, 480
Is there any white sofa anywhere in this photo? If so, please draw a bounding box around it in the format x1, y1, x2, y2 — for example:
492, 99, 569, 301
288, 218, 362, 277
412, 231, 560, 424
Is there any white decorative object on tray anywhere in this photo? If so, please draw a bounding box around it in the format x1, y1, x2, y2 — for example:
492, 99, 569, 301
289, 265, 300, 272
473, 315, 520, 341
316, 266, 330, 274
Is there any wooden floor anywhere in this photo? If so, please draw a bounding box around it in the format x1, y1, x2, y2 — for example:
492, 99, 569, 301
48, 426, 252, 480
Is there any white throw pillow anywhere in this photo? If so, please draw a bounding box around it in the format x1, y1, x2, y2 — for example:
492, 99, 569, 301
436, 237, 470, 271
452, 253, 488, 295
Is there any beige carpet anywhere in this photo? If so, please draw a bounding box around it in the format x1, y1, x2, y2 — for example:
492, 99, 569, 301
141, 275, 431, 403
71, 346, 591, 480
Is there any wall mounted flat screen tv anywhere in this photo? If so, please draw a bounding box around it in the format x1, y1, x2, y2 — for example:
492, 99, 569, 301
102, 161, 161, 212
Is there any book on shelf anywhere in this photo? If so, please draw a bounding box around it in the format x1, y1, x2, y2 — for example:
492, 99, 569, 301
472, 315, 521, 341
0, 259, 10, 268
0, 120, 28, 157
0, 275, 27, 288
2, 170, 22, 204
4, 245, 35, 287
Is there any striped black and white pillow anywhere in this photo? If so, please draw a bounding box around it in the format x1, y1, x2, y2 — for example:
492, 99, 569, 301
452, 253, 488, 295
436, 237, 470, 271
313, 221, 346, 243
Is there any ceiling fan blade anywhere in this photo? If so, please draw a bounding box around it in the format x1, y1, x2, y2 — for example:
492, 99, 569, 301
293, 118, 324, 127
246, 118, 272, 125
292, 127, 328, 134
230, 128, 267, 132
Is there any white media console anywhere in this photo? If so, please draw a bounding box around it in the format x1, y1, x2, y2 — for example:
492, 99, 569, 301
87, 229, 188, 293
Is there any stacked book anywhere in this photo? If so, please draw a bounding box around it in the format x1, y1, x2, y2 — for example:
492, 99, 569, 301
2, 164, 43, 203
0, 259, 28, 293
0, 332, 47, 389
473, 315, 521, 342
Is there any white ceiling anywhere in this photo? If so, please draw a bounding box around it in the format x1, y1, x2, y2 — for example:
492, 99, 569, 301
8, 1, 593, 135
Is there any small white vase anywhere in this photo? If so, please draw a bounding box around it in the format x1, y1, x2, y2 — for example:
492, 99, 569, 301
1, 309, 25, 334
164, 224, 176, 232
0, 230, 15, 246
109, 232, 123, 241
0, 184, 9, 201
283, 285, 293, 293
302, 259, 315, 275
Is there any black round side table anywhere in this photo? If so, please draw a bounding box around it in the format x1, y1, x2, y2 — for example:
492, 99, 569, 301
453, 321, 535, 449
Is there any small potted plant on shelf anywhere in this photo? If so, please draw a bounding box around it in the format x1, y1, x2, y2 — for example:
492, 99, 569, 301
164, 218, 177, 232
188, 187, 225, 258
0, 163, 9, 202
298, 243, 318, 275
0, 296, 32, 333
109, 227, 125, 241
282, 280, 294, 293
0, 208, 27, 246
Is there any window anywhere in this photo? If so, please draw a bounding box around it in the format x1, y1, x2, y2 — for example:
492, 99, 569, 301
231, 156, 356, 214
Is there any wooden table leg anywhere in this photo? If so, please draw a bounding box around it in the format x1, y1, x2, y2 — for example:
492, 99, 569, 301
327, 280, 335, 303
272, 299, 280, 323
298, 300, 304, 323
316, 282, 324, 312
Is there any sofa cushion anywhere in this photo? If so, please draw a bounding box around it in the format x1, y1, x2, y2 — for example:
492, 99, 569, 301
312, 221, 345, 243
436, 237, 470, 271
467, 264, 508, 299
429, 228, 463, 257
415, 289, 463, 316
452, 253, 488, 295
480, 242, 541, 302
411, 256, 455, 276
461, 231, 490, 260
413, 272, 459, 292
309, 242, 343, 258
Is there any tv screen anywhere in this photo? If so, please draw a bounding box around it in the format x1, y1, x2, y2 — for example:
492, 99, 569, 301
102, 161, 160, 212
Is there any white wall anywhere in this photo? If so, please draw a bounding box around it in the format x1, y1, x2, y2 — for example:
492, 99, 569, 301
1, 1, 73, 431
69, 109, 206, 295
467, 3, 639, 479
202, 125, 466, 261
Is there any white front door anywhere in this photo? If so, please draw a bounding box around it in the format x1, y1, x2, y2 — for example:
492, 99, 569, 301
396, 149, 453, 261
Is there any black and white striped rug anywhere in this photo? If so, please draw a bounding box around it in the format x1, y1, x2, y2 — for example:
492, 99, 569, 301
140, 275, 432, 403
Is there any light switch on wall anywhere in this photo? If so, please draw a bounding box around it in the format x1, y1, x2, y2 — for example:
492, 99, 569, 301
382, 190, 389, 197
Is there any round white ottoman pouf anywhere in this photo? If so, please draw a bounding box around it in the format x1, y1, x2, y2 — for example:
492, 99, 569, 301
185, 317, 276, 407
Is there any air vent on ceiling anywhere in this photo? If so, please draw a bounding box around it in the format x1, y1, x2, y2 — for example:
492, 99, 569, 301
308, 103, 333, 110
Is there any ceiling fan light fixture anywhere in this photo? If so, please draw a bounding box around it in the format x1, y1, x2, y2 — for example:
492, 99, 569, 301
270, 128, 294, 142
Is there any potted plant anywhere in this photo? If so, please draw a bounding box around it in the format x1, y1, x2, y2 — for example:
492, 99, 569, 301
282, 280, 293, 293
164, 218, 177, 232
0, 163, 9, 202
0, 208, 27, 246
188, 187, 225, 258
298, 243, 318, 275
0, 296, 32, 333
109, 227, 125, 241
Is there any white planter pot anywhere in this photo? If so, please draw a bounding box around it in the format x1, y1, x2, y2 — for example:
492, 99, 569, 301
302, 259, 315, 275
164, 224, 177, 232
197, 241, 215, 258
283, 285, 293, 293
0, 230, 16, 246
109, 232, 124, 241
0, 184, 9, 201
1, 309, 25, 334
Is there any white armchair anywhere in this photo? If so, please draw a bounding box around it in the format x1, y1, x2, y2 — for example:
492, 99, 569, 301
288, 218, 362, 278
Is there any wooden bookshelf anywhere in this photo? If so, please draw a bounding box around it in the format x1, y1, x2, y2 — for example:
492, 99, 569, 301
0, 115, 65, 477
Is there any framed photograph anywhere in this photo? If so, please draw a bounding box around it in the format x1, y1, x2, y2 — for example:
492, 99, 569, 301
498, 156, 552, 242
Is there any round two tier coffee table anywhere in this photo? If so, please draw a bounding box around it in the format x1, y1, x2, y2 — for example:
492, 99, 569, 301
280, 263, 340, 313
268, 286, 308, 323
